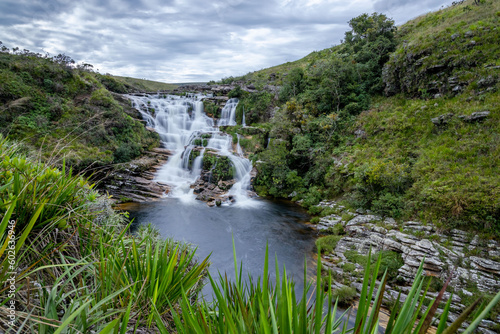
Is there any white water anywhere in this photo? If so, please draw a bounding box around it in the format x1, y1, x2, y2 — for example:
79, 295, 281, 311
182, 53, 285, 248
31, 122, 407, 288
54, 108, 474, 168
128, 94, 254, 205
242, 106, 246, 127
218, 98, 239, 126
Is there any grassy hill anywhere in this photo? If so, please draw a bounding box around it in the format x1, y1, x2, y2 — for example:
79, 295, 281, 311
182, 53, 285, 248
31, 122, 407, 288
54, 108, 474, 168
0, 50, 161, 169
224, 0, 500, 234
112, 75, 178, 92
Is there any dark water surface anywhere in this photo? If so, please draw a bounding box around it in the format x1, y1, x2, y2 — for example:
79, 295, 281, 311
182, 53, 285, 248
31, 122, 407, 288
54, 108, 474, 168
127, 197, 317, 299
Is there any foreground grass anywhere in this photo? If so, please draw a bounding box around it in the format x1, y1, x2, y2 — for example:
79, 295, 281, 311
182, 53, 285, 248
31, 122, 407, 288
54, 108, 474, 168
0, 136, 209, 332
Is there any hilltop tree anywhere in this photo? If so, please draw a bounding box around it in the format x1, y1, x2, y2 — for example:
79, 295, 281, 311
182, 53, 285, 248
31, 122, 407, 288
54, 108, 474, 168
343, 13, 397, 94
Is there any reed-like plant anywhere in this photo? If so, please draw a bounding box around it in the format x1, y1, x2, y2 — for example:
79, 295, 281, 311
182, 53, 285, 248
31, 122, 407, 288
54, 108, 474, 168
94, 233, 210, 325
163, 244, 500, 334
164, 243, 349, 333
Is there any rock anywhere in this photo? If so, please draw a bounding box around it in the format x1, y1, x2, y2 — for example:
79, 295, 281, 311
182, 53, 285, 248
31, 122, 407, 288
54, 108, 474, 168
458, 111, 490, 122
452, 85, 462, 93
464, 30, 474, 37
469, 256, 500, 274
451, 33, 460, 40
431, 113, 454, 126
354, 129, 366, 139
346, 214, 382, 226
316, 201, 500, 334
317, 214, 342, 230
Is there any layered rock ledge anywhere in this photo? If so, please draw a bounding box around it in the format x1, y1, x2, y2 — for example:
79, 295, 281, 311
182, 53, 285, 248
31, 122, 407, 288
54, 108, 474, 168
314, 200, 500, 333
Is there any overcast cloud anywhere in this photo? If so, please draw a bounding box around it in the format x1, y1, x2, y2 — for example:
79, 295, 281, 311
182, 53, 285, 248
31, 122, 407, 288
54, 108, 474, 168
1, 0, 449, 82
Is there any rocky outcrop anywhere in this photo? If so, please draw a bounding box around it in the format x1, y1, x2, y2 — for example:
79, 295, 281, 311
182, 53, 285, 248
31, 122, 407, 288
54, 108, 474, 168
458, 110, 490, 122
191, 151, 258, 206
98, 148, 172, 203
314, 200, 500, 332
431, 111, 491, 127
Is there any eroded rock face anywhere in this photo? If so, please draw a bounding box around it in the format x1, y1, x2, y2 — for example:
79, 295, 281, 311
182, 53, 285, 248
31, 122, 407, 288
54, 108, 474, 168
314, 200, 500, 332
98, 148, 173, 203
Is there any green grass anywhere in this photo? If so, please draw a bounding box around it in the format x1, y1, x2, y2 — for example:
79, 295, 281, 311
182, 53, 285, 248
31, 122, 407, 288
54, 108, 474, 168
315, 235, 342, 254
111, 75, 178, 92
0, 51, 160, 170
0, 137, 209, 332
341, 90, 500, 231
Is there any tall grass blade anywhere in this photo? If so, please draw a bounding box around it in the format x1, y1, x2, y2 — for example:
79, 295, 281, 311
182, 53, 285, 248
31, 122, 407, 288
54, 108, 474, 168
436, 292, 453, 334
441, 298, 480, 334
462, 291, 500, 334
417, 274, 453, 334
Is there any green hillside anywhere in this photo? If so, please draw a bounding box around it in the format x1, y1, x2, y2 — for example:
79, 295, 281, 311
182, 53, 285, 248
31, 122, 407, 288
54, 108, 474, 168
112, 75, 178, 92
0, 49, 160, 169
225, 0, 500, 234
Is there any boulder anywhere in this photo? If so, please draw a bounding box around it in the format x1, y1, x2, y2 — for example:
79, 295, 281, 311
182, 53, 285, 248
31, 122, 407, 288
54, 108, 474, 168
431, 113, 454, 126
458, 111, 490, 122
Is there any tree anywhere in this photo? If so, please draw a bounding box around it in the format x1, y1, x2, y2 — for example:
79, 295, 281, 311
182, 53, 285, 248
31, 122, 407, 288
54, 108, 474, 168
53, 53, 75, 65
343, 13, 397, 94
344, 13, 396, 46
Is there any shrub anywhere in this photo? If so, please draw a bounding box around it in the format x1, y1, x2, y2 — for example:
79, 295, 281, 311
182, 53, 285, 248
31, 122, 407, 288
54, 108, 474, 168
113, 142, 141, 163
332, 286, 357, 307
326, 223, 346, 236
316, 235, 342, 254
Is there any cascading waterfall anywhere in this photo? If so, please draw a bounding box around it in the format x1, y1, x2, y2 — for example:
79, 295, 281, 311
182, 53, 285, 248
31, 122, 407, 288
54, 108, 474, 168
128, 93, 254, 205
218, 98, 239, 126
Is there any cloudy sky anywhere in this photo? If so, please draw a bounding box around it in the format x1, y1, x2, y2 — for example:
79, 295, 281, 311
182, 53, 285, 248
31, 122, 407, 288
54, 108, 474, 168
1, 0, 449, 83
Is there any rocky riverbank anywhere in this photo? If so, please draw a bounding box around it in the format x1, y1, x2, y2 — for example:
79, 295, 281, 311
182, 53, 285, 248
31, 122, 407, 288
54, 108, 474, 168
313, 200, 500, 333
98, 147, 172, 203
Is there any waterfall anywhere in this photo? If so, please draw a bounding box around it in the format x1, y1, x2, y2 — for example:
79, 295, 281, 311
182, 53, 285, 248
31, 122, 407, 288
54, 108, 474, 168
128, 93, 254, 205
242, 106, 246, 127
236, 134, 244, 157
217, 98, 239, 126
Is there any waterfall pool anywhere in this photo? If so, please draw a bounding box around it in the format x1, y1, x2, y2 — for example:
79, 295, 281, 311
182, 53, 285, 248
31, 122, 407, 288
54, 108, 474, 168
126, 197, 316, 300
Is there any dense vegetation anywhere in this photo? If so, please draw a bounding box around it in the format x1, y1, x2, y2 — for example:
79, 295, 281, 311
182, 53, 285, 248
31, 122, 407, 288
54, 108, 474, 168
0, 45, 160, 170
227, 0, 499, 234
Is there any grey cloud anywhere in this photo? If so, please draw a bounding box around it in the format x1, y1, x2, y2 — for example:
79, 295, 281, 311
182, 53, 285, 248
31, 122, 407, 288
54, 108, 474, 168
1, 0, 452, 82
374, 0, 445, 12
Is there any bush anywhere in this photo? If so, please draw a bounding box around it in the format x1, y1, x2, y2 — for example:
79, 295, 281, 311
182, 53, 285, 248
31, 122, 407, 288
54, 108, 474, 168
372, 192, 406, 218
326, 223, 345, 236
113, 142, 141, 163
332, 286, 357, 307
316, 235, 342, 254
